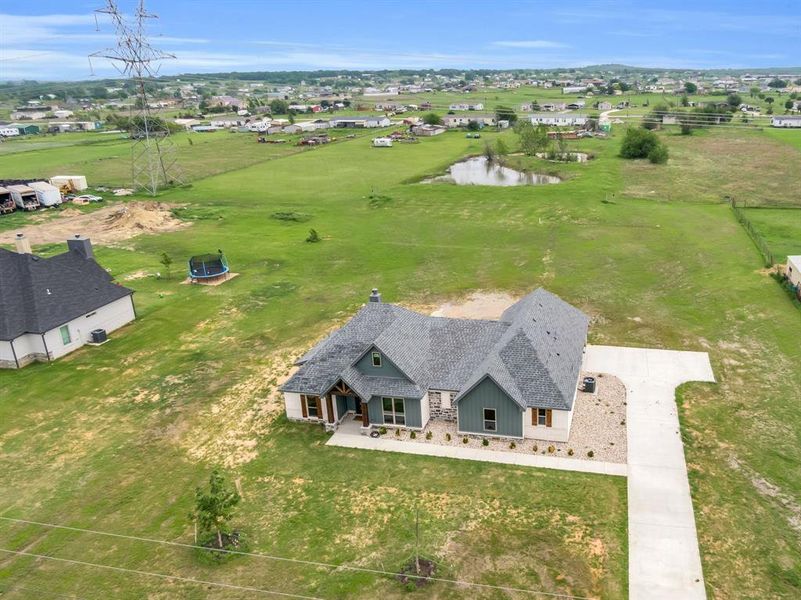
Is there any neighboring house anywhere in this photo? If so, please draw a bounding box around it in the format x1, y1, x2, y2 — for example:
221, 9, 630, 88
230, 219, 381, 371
771, 116, 801, 128
562, 86, 587, 94
0, 126, 19, 137
411, 124, 446, 136
0, 235, 135, 369
329, 116, 391, 128
281, 288, 589, 442
442, 114, 497, 128
786, 256, 801, 287
528, 113, 589, 127
597, 102, 613, 111
566, 101, 586, 110
449, 103, 484, 111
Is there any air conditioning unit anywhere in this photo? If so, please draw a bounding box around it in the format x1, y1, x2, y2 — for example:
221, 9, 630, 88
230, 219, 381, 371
90, 329, 108, 344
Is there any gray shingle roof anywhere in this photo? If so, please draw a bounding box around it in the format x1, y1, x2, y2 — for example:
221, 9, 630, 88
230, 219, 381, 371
281, 288, 588, 410
0, 246, 133, 340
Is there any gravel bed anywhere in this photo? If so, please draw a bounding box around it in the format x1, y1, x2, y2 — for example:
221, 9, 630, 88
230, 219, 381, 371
377, 372, 627, 464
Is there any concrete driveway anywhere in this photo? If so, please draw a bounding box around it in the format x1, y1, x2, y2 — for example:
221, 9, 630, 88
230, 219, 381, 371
584, 345, 715, 600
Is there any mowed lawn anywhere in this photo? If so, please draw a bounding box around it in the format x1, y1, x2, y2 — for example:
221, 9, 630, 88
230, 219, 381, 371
0, 126, 801, 598
741, 206, 801, 263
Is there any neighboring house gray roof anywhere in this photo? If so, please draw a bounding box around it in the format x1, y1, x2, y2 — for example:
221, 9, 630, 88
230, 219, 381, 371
0, 247, 133, 340
281, 288, 588, 411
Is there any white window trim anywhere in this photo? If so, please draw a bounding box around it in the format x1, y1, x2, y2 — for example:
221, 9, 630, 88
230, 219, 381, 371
382, 396, 406, 426
483, 407, 497, 432
59, 325, 72, 346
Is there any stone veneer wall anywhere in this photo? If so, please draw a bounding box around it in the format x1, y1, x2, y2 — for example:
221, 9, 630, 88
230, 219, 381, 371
429, 390, 457, 422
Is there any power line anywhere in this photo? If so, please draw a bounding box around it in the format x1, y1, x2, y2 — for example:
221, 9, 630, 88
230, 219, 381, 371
0, 516, 594, 599
0, 547, 323, 600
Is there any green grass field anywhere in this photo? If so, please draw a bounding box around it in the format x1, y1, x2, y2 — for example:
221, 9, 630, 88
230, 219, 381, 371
1, 124, 801, 598
741, 207, 801, 262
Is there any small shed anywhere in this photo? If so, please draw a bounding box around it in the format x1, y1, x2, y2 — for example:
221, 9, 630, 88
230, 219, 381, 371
786, 256, 801, 288
372, 137, 393, 147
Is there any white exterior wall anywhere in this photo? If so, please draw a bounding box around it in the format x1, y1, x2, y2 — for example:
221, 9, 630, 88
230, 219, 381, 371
40, 296, 135, 361
771, 117, 801, 128
1, 334, 47, 368
420, 392, 431, 427
28, 182, 61, 206
0, 341, 16, 365
787, 256, 801, 287
522, 407, 573, 442
284, 392, 304, 420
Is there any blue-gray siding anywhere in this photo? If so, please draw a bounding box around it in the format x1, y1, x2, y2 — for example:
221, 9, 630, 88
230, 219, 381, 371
367, 395, 422, 428
457, 377, 523, 437
336, 395, 348, 419
355, 348, 408, 379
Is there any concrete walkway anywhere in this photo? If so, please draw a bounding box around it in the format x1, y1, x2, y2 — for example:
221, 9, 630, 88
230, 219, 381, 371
328, 419, 627, 476
584, 345, 715, 600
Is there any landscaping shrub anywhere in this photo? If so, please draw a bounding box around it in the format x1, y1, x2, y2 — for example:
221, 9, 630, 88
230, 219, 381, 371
509, 442, 516, 449
587, 450, 595, 458
425, 431, 432, 440
648, 144, 669, 164
462, 436, 469, 444
445, 433, 451, 442
619, 128, 663, 160
482, 438, 489, 446
533, 444, 538, 452
379, 426, 387, 435
395, 428, 401, 437
568, 448, 574, 456
410, 431, 416, 439
547, 445, 555, 454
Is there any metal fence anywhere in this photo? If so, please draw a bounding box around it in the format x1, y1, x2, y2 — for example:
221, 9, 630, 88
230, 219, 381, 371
730, 199, 775, 267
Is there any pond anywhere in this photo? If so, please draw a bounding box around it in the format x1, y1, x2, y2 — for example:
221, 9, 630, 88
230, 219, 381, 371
423, 156, 561, 186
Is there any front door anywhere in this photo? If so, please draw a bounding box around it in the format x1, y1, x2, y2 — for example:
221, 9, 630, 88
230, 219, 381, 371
352, 397, 363, 416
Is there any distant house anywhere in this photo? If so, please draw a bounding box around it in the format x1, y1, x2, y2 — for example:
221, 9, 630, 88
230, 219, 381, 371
597, 102, 613, 111
210, 95, 242, 108
12, 124, 40, 135
562, 86, 587, 94
566, 101, 586, 110
442, 114, 496, 128
0, 235, 135, 369
411, 124, 447, 136
786, 256, 801, 287
771, 116, 801, 128
0, 126, 19, 137
329, 116, 391, 128
449, 103, 484, 111
281, 288, 589, 442
528, 113, 589, 127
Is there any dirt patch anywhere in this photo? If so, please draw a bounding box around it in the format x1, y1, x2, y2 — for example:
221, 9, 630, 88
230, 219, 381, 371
428, 291, 517, 320
0, 202, 190, 246
729, 456, 801, 536
397, 557, 436, 588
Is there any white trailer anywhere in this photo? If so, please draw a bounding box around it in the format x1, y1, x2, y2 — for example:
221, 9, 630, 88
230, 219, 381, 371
49, 175, 88, 191
28, 181, 62, 207
372, 137, 393, 147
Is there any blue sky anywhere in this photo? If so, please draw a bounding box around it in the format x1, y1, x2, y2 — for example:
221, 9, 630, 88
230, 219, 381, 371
1, 0, 799, 80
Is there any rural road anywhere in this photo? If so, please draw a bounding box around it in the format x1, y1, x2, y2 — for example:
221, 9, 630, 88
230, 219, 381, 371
583, 345, 715, 600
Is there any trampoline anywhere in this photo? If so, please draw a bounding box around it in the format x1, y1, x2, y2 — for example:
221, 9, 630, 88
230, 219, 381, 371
188, 251, 229, 281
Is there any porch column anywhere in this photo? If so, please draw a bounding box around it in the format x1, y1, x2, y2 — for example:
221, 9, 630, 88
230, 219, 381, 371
361, 401, 369, 427
326, 394, 335, 424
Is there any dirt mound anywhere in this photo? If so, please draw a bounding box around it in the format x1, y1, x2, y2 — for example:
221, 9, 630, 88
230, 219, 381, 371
0, 202, 190, 247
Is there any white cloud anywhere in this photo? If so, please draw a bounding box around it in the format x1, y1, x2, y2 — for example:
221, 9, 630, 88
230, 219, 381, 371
492, 40, 569, 49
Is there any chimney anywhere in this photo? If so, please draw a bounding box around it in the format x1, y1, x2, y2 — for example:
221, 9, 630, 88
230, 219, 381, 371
15, 233, 31, 254
369, 288, 382, 303
67, 234, 93, 260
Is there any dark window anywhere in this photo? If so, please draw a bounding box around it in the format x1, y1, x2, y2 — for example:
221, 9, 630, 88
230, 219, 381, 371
537, 408, 547, 426
304, 395, 320, 418
483, 408, 497, 432
382, 396, 405, 425
371, 352, 382, 367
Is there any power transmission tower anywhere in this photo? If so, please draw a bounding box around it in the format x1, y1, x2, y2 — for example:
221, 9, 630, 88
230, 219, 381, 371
90, 0, 183, 195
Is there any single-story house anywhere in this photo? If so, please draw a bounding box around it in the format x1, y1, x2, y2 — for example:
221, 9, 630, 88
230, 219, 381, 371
528, 113, 589, 127
771, 116, 801, 128
281, 288, 589, 442
566, 101, 586, 110
448, 103, 484, 111
411, 124, 446, 136
329, 116, 391, 128
442, 114, 497, 128
597, 102, 613, 111
786, 256, 801, 287
0, 235, 135, 369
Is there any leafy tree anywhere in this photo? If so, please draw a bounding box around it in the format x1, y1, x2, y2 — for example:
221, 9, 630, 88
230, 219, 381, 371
516, 121, 549, 156
466, 120, 481, 131
765, 97, 774, 105
680, 95, 690, 107
795, 79, 801, 86
159, 252, 173, 279
749, 86, 760, 98
494, 105, 518, 124
684, 82, 697, 94
190, 469, 241, 550
726, 93, 742, 108
269, 99, 289, 115
620, 128, 663, 160
785, 100, 794, 110
768, 79, 787, 89
422, 112, 443, 125
495, 138, 509, 157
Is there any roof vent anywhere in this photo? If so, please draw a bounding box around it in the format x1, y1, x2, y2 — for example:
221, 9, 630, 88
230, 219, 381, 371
369, 288, 382, 303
